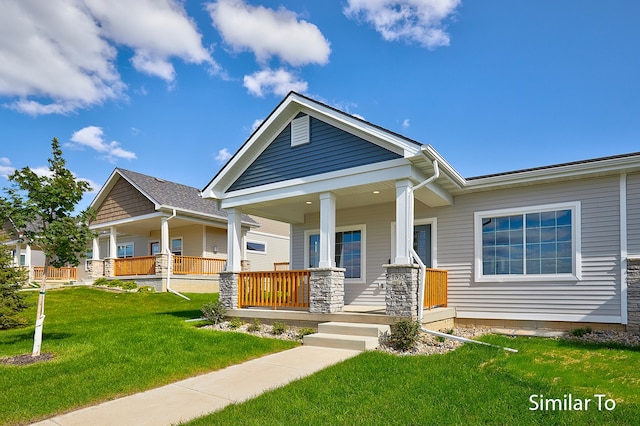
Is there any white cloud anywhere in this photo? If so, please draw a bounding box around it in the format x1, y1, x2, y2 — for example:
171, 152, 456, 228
244, 69, 308, 97
0, 157, 15, 178
207, 0, 330, 66
0, 0, 214, 115
215, 148, 232, 164
70, 126, 137, 162
251, 119, 264, 132
344, 0, 461, 48
402, 118, 411, 129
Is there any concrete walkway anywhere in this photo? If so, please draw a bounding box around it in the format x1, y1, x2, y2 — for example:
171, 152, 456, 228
32, 346, 360, 426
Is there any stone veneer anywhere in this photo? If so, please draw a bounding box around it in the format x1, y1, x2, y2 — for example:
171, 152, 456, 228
86, 259, 104, 279
628, 258, 640, 332
309, 268, 345, 313
219, 271, 239, 309
385, 264, 420, 320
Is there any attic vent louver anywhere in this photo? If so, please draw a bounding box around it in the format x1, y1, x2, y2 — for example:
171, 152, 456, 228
290, 115, 310, 147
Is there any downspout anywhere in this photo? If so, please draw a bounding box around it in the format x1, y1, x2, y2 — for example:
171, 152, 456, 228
164, 209, 190, 300
421, 327, 518, 353
410, 149, 440, 322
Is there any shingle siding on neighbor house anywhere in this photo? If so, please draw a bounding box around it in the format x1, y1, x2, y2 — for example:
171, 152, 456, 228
228, 115, 402, 192
430, 174, 622, 322
628, 172, 640, 256
93, 177, 155, 225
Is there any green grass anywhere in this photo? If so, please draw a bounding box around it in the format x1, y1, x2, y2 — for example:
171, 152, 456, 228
186, 335, 640, 425
0, 287, 297, 425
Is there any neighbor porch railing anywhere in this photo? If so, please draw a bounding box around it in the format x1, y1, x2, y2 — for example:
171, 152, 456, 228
32, 266, 77, 282
173, 256, 225, 275
424, 268, 448, 310
114, 256, 156, 276
238, 270, 310, 309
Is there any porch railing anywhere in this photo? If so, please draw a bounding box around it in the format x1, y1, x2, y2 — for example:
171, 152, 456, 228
114, 256, 156, 276
32, 266, 77, 282
424, 268, 448, 310
273, 262, 290, 271
238, 270, 310, 309
173, 256, 225, 275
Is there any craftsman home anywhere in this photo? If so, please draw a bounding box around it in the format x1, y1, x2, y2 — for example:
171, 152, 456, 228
84, 168, 289, 293
202, 92, 640, 331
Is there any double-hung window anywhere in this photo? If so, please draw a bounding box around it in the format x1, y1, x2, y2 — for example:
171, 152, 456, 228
474, 202, 580, 281
306, 225, 365, 281
117, 242, 134, 258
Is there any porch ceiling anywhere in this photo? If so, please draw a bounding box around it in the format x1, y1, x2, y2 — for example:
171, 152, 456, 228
91, 216, 225, 238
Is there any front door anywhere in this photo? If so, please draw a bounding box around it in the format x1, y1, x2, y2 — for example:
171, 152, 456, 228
413, 224, 432, 268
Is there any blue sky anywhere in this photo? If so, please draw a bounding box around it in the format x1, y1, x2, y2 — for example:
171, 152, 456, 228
1, 0, 639, 211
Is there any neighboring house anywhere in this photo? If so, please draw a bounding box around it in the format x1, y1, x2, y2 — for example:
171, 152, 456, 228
83, 168, 289, 293
202, 91, 640, 332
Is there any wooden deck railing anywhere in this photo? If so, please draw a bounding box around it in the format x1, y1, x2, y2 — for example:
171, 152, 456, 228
273, 262, 290, 271
114, 256, 156, 276
238, 270, 310, 309
32, 266, 77, 281
424, 268, 448, 310
173, 256, 225, 275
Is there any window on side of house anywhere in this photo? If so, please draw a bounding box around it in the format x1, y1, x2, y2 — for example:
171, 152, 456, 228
475, 202, 580, 281
306, 226, 365, 281
246, 240, 267, 254
171, 238, 182, 256
117, 243, 134, 258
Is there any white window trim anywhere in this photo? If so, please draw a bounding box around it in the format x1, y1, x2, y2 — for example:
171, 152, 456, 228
390, 218, 438, 268
474, 202, 582, 283
149, 241, 160, 256
117, 242, 134, 258
171, 237, 183, 256
246, 239, 267, 255
304, 224, 366, 284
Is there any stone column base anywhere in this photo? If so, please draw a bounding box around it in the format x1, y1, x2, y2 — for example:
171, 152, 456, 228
309, 268, 345, 313
385, 264, 420, 319
219, 271, 239, 309
87, 259, 105, 279
104, 258, 115, 278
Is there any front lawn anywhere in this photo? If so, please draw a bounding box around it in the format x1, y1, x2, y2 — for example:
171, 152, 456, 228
0, 287, 297, 425
187, 335, 640, 425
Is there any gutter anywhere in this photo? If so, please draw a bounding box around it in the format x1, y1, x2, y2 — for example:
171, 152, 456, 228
164, 209, 190, 301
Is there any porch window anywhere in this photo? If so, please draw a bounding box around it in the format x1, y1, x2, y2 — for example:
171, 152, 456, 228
246, 240, 267, 254
474, 202, 581, 281
171, 238, 182, 256
117, 243, 134, 258
306, 226, 365, 280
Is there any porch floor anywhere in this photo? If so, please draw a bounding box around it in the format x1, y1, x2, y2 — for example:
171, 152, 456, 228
226, 306, 456, 328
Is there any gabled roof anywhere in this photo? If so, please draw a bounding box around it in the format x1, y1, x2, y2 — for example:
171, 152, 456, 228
90, 168, 257, 225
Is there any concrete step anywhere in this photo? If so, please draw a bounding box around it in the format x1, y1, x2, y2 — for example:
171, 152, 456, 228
318, 321, 390, 338
303, 333, 380, 351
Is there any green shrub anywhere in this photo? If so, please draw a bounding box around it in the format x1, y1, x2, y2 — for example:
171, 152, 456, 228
201, 300, 227, 324
388, 319, 422, 351
229, 317, 243, 329
121, 281, 137, 290
272, 321, 287, 335
107, 279, 124, 288
297, 327, 315, 340
137, 286, 155, 293
93, 277, 109, 286
247, 318, 261, 332
570, 327, 593, 337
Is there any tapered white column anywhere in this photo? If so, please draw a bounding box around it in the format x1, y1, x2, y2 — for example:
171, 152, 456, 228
109, 226, 117, 258
394, 179, 414, 264
318, 192, 336, 268
92, 237, 100, 260
161, 217, 170, 254
226, 207, 243, 272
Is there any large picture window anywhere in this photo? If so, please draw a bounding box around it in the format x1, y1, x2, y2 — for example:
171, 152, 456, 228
475, 203, 580, 281
117, 242, 134, 258
306, 226, 365, 281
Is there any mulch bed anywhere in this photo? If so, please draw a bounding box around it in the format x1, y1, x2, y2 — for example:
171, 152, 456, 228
0, 353, 54, 366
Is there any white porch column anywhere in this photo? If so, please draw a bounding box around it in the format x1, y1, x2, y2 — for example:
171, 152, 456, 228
92, 237, 100, 260
319, 192, 336, 268
161, 217, 170, 254
394, 179, 414, 264
226, 207, 243, 272
25, 244, 31, 268
109, 226, 117, 258
14, 243, 20, 266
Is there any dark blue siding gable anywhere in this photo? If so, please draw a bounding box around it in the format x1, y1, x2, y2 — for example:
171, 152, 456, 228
228, 115, 401, 192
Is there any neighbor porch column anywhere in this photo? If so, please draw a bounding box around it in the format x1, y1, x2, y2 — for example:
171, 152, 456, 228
394, 179, 414, 264
319, 192, 336, 268
92, 237, 100, 260
87, 236, 105, 279
226, 207, 242, 272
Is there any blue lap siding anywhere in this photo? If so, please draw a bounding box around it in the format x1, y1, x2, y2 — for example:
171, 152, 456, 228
228, 115, 401, 192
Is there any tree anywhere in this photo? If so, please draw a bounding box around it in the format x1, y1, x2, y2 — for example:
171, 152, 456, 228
0, 238, 29, 329
0, 138, 95, 355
